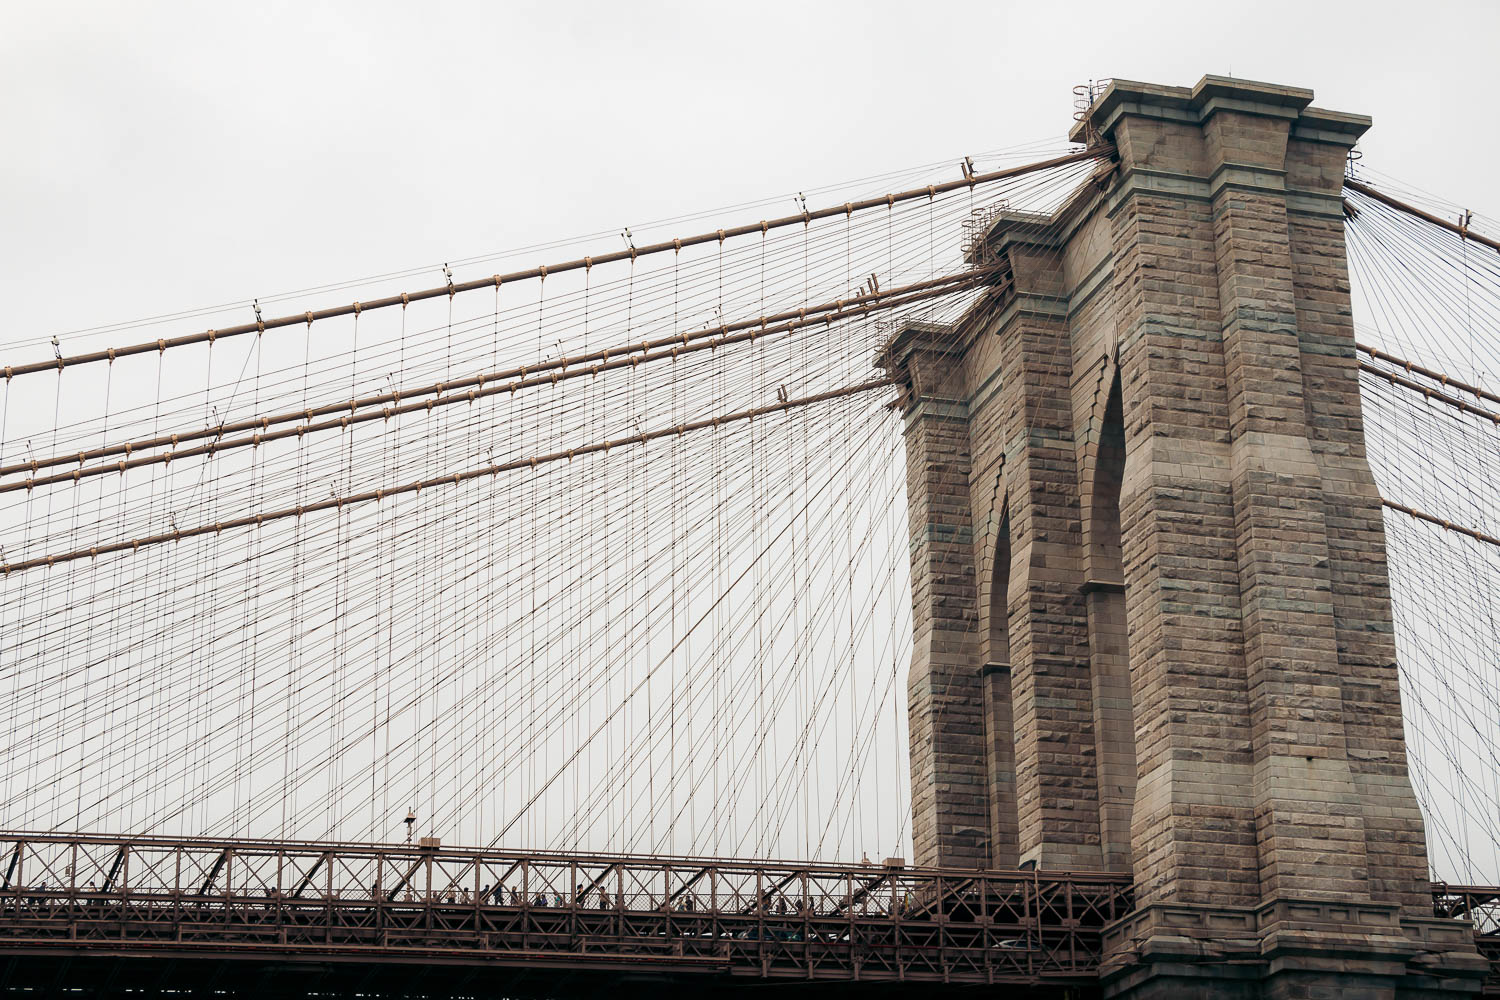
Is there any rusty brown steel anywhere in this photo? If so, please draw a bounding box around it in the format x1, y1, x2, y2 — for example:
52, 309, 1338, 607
1, 267, 999, 483
0, 830, 1135, 988
0, 832, 1491, 989
1360, 362, 1500, 424
2, 145, 1113, 381
1358, 342, 1500, 410
0, 377, 898, 576
1345, 177, 1500, 254
1382, 498, 1500, 549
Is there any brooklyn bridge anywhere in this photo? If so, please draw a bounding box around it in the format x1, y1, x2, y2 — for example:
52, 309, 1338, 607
2, 75, 1500, 997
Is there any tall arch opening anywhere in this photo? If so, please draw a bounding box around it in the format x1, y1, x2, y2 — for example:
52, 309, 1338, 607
982, 506, 1019, 867
1085, 374, 1136, 871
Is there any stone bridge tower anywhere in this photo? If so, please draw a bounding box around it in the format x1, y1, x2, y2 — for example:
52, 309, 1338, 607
882, 76, 1488, 998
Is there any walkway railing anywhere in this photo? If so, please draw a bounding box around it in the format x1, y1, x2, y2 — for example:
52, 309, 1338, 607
0, 832, 1496, 991
0, 831, 1133, 986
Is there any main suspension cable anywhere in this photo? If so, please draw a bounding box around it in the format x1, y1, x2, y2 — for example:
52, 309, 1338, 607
1, 147, 1110, 380
1, 268, 997, 485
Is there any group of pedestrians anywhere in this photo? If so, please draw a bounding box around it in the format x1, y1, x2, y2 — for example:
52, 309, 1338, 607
18, 880, 918, 918
472, 883, 614, 909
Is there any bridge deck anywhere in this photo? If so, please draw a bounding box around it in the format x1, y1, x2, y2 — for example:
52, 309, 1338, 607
0, 833, 1491, 996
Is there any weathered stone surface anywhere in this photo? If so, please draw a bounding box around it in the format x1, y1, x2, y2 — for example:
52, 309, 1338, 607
889, 74, 1484, 998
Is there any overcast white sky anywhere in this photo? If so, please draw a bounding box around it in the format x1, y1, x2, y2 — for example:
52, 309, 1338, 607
3, 0, 1497, 345
2, 0, 1500, 871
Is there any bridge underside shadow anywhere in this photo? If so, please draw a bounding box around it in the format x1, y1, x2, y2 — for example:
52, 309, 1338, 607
0, 954, 1084, 999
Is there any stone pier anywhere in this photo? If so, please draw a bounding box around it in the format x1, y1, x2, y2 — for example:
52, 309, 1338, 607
883, 75, 1489, 999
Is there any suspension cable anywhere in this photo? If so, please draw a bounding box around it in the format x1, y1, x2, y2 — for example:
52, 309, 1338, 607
0, 377, 896, 575
1346, 178, 1500, 255
1, 268, 996, 483
1, 147, 1111, 380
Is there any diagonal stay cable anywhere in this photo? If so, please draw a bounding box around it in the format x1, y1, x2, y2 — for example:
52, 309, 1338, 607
0, 377, 897, 575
